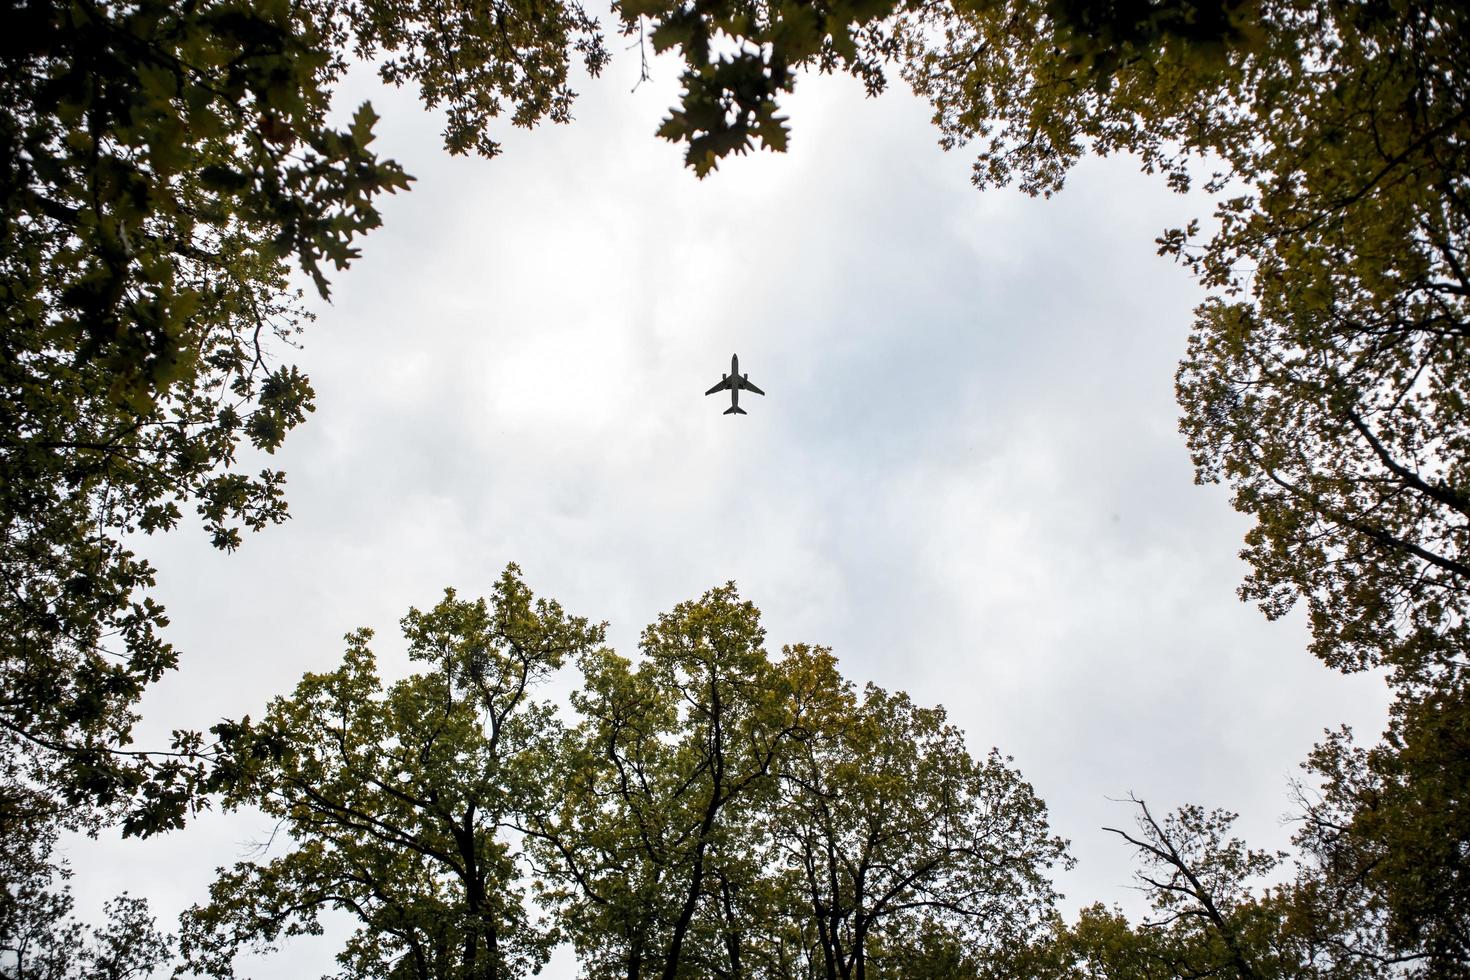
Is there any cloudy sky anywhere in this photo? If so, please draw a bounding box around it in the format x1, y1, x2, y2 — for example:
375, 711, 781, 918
69, 25, 1390, 977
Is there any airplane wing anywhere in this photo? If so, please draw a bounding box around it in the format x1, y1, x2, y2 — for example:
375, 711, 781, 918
705, 377, 733, 395
739, 377, 766, 396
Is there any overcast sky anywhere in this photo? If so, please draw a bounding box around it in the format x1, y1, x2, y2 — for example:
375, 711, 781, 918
68, 27, 1391, 977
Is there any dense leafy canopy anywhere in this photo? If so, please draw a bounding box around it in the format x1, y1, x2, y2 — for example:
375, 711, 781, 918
1168, 4, 1470, 686
772, 680, 1067, 978
1, 0, 377, 840
530, 584, 819, 980
177, 569, 602, 979
895, 0, 1470, 687
1291, 682, 1470, 977
180, 573, 1065, 978
0, 0, 611, 844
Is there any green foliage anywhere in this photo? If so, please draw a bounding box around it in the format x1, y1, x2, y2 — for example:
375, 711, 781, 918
895, 0, 1470, 683
189, 574, 1066, 977
1101, 799, 1307, 980
176, 567, 603, 979
528, 583, 821, 979
310, 0, 609, 156
773, 680, 1070, 978
7, 1, 1466, 976
0, 0, 610, 848
1039, 782, 1466, 980
0, 0, 373, 839
1011, 801, 1313, 980
620, 0, 903, 175
1292, 683, 1470, 977
524, 585, 1068, 978
0, 781, 173, 979
1170, 7, 1470, 685
1043, 0, 1262, 81
884, 5, 1470, 975
1027, 904, 1177, 980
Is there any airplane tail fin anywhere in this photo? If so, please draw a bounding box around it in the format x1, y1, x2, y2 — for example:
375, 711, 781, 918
724, 405, 747, 416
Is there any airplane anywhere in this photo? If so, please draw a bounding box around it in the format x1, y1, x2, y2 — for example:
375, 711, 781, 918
705, 353, 765, 415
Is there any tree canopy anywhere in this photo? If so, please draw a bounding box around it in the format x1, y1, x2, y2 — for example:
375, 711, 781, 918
177, 569, 602, 979
772, 679, 1067, 979
0, 0, 611, 842
0, 782, 172, 980
895, 0, 1470, 684
13, 0, 1464, 842
179, 571, 1067, 979
530, 584, 819, 980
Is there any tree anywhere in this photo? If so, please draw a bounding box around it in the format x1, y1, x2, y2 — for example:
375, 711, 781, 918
890, 5, 1470, 971
1019, 904, 1178, 980
1082, 800, 1302, 980
1167, 7, 1470, 686
1292, 681, 1470, 978
1020, 789, 1454, 980
1, 0, 613, 843
176, 567, 602, 979
772, 679, 1069, 979
0, 780, 172, 980
174, 573, 1073, 977
888, 0, 1470, 683
525, 584, 829, 980
619, 0, 904, 175
1048, 759, 1470, 980
525, 589, 1070, 980
2, 0, 383, 842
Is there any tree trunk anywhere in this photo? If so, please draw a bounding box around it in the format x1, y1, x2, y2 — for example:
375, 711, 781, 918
662, 836, 712, 979
662, 672, 727, 980
719, 874, 743, 979
627, 928, 644, 980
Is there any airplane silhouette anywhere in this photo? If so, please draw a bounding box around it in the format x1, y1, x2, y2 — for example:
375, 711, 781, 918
705, 353, 765, 415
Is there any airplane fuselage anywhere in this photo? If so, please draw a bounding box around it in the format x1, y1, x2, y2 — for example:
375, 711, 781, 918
726, 354, 741, 409
705, 352, 764, 414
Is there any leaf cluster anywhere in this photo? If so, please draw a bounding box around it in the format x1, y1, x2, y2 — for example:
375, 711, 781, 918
619, 0, 904, 174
